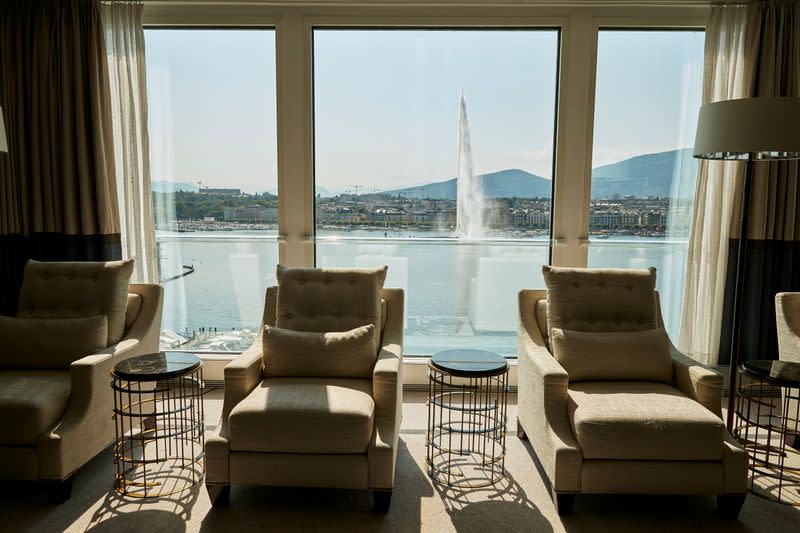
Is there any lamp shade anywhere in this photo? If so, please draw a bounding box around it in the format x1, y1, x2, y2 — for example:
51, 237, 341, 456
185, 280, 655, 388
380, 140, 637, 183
694, 97, 800, 160
0, 107, 7, 153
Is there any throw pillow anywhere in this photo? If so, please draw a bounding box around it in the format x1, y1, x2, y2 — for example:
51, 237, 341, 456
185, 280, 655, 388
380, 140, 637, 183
0, 315, 109, 369
550, 327, 673, 383
262, 324, 377, 378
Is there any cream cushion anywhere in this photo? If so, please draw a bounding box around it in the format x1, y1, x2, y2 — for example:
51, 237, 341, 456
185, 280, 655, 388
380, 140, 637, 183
543, 266, 658, 333
568, 381, 725, 461
550, 327, 673, 383
0, 315, 108, 369
17, 259, 134, 345
262, 324, 377, 378
228, 377, 375, 455
0, 371, 71, 445
275, 265, 387, 353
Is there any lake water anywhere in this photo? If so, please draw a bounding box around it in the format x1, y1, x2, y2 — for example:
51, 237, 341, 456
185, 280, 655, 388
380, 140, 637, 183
157, 229, 688, 356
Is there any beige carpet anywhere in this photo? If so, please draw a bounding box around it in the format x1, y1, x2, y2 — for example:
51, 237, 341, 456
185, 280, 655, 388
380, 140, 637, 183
0, 391, 798, 533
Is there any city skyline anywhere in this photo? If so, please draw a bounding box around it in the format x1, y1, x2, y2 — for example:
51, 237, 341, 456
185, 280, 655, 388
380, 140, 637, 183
145, 29, 704, 193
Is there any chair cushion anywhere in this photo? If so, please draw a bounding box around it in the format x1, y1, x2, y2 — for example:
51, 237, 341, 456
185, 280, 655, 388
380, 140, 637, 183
550, 327, 673, 383
275, 265, 387, 353
568, 381, 725, 461
17, 259, 134, 345
0, 315, 108, 369
262, 324, 377, 378
542, 266, 658, 333
229, 377, 375, 454
125, 293, 142, 332
0, 371, 71, 445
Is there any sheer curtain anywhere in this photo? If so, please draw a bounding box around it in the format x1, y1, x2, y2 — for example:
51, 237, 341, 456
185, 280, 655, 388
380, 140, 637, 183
102, 1, 157, 283
677, 4, 760, 365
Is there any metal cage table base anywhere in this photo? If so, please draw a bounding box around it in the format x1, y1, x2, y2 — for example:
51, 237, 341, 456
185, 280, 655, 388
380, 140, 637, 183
733, 361, 800, 506
426, 350, 509, 488
112, 353, 205, 498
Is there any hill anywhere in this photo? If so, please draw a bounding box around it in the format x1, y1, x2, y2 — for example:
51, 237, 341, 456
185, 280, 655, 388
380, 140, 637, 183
381, 148, 697, 200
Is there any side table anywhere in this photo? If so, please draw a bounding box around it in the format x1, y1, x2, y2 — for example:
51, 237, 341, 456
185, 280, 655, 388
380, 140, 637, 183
426, 349, 509, 488
112, 352, 205, 498
734, 359, 800, 505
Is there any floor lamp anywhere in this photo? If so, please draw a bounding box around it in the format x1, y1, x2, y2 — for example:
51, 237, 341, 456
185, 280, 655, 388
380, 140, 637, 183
693, 97, 800, 431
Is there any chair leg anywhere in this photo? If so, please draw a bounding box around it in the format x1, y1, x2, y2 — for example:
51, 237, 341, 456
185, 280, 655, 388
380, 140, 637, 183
47, 477, 73, 504
517, 418, 527, 440
716, 494, 746, 519
555, 492, 576, 515
373, 490, 392, 513
206, 483, 230, 507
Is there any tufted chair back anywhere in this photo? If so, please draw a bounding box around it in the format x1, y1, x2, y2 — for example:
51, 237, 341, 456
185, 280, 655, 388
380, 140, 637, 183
542, 266, 658, 335
273, 265, 388, 353
16, 259, 135, 346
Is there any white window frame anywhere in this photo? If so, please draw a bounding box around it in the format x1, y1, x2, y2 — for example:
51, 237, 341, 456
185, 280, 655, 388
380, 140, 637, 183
142, 2, 708, 379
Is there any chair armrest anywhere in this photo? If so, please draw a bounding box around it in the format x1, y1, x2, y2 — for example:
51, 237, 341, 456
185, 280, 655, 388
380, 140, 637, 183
36, 332, 154, 480
671, 344, 723, 418
517, 289, 581, 493
218, 340, 264, 438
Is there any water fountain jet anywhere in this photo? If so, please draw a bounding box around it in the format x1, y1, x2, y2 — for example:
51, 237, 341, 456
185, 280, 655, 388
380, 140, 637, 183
456, 92, 486, 239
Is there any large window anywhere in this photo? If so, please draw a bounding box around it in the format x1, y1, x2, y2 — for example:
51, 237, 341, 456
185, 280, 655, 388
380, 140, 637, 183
588, 29, 704, 337
146, 29, 278, 352
313, 29, 559, 356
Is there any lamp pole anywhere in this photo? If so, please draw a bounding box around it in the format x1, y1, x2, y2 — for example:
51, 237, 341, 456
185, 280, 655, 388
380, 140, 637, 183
726, 159, 753, 432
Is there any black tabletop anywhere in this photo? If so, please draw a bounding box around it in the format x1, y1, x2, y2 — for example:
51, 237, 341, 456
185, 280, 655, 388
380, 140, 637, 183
430, 349, 508, 378
741, 359, 800, 387
113, 352, 201, 381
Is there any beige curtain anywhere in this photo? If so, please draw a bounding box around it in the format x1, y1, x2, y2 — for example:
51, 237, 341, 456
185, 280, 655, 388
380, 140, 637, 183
102, 1, 158, 283
677, 4, 760, 365
679, 0, 800, 365
0, 0, 121, 315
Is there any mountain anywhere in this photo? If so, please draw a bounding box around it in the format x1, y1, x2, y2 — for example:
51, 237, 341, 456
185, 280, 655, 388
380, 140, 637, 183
591, 148, 696, 199
382, 168, 551, 200
381, 148, 697, 200
152, 180, 199, 193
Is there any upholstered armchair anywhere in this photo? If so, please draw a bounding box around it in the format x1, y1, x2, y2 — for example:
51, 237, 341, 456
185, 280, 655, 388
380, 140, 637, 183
206, 267, 404, 511
0, 260, 163, 502
776, 292, 800, 363
517, 267, 748, 517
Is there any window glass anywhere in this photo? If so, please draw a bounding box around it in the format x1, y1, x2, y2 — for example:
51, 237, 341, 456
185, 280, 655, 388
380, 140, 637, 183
146, 29, 278, 352
588, 29, 704, 337
314, 29, 559, 356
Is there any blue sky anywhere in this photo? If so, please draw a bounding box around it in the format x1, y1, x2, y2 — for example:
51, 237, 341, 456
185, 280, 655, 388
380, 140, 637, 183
145, 28, 704, 193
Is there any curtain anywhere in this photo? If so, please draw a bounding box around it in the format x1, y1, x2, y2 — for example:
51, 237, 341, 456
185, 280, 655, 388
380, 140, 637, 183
0, 0, 121, 315
718, 0, 800, 364
678, 0, 800, 365
102, 1, 158, 283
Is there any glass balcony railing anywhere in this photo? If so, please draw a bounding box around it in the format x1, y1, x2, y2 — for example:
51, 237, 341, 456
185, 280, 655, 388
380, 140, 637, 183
157, 233, 686, 357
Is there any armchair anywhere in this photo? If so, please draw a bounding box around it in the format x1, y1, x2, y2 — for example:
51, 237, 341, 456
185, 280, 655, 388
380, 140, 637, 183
206, 281, 404, 511
517, 267, 748, 518
0, 261, 163, 502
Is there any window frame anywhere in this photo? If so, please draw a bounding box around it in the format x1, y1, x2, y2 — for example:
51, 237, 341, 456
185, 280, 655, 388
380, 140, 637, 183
142, 2, 709, 363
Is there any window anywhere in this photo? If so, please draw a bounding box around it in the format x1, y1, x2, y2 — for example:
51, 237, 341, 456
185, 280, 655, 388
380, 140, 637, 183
313, 29, 559, 356
588, 29, 704, 337
145, 28, 278, 352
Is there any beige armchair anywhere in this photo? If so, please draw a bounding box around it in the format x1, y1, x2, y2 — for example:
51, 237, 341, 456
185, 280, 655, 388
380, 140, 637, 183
776, 292, 800, 363
206, 283, 404, 511
0, 261, 163, 502
517, 267, 748, 518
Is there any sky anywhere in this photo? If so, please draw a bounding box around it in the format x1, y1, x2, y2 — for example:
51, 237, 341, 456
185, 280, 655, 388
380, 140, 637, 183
145, 29, 704, 194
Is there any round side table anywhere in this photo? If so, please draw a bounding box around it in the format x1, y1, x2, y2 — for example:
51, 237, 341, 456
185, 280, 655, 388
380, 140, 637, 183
112, 352, 205, 498
734, 359, 800, 505
426, 349, 509, 488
